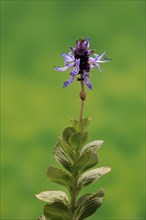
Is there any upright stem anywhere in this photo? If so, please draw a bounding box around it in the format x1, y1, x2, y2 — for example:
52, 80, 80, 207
79, 73, 86, 130
70, 172, 78, 220
80, 95, 85, 124
70, 74, 86, 219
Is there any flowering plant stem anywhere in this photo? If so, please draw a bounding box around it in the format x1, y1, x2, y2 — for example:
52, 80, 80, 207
80, 73, 86, 130
70, 172, 78, 219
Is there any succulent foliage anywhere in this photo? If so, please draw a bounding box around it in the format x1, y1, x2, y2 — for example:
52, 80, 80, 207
36, 117, 111, 220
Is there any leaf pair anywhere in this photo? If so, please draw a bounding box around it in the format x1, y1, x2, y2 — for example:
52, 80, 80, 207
46, 165, 111, 194
54, 123, 104, 176
53, 117, 93, 172
70, 117, 92, 131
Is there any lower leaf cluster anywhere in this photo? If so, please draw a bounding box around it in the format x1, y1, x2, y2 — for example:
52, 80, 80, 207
36, 118, 111, 220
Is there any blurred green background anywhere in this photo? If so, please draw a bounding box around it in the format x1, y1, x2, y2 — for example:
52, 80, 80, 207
1, 0, 145, 219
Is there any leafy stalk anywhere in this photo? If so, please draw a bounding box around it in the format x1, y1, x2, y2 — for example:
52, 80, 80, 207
36, 117, 111, 220
36, 37, 111, 220
70, 171, 78, 219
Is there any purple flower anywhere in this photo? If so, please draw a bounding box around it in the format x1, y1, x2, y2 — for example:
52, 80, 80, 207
54, 38, 111, 90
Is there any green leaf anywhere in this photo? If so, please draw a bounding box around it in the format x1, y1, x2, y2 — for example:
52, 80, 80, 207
77, 167, 111, 189
69, 131, 88, 152
69, 118, 80, 131
77, 188, 104, 205
73, 140, 105, 174
80, 140, 104, 155
73, 149, 98, 173
63, 127, 76, 143
44, 202, 70, 220
69, 117, 92, 131
47, 166, 72, 190
54, 142, 73, 172
75, 189, 104, 220
36, 192, 71, 220
35, 190, 68, 205
81, 117, 92, 130
57, 139, 75, 163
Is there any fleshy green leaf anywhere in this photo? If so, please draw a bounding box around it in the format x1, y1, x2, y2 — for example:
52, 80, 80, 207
77, 188, 104, 206
54, 140, 75, 171
69, 131, 88, 152
75, 189, 104, 220
77, 167, 111, 189
35, 190, 68, 205
57, 139, 75, 163
69, 118, 80, 131
73, 140, 104, 174
36, 192, 71, 220
80, 140, 104, 155
44, 202, 70, 220
73, 149, 98, 173
81, 117, 92, 130
47, 166, 72, 190
63, 127, 76, 143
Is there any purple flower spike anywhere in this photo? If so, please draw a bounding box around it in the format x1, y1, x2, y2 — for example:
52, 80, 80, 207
54, 38, 111, 89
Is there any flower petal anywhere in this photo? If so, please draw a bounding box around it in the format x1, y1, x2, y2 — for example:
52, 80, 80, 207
70, 59, 80, 76
90, 64, 95, 69
89, 57, 96, 62
94, 54, 99, 59
87, 50, 94, 56
84, 71, 92, 90
61, 53, 74, 62
85, 37, 90, 48
89, 57, 102, 72
98, 51, 106, 60
97, 59, 110, 63
94, 63, 102, 72
63, 75, 75, 88
54, 62, 74, 72
68, 51, 74, 58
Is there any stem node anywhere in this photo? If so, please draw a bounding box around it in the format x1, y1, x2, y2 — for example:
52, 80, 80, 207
80, 90, 86, 101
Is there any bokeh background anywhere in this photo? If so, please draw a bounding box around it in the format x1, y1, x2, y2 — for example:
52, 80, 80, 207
1, 0, 145, 219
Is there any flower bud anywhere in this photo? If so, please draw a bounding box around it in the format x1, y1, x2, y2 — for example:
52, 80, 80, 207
80, 90, 86, 100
